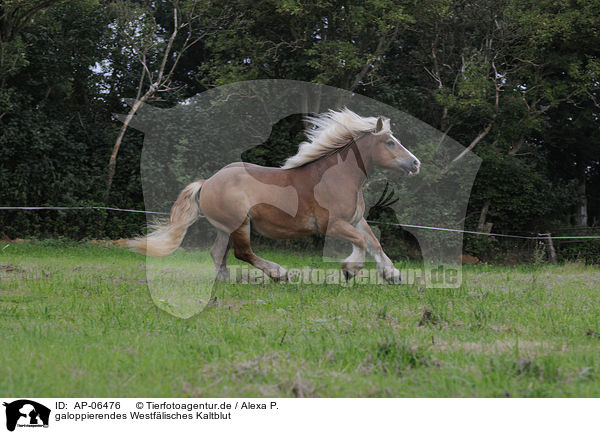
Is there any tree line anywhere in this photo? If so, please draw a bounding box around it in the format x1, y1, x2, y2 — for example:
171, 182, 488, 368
1, 0, 599, 261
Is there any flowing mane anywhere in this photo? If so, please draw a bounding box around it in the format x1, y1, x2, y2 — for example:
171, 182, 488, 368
281, 108, 391, 169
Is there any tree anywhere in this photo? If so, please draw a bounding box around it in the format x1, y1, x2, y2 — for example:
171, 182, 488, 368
0, 0, 63, 119
105, 0, 234, 199
196, 0, 415, 91
375, 0, 600, 235
1, 0, 599, 247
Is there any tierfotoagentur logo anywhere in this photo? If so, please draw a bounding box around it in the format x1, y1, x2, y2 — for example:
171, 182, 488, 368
3, 400, 50, 432
123, 80, 481, 318
229, 265, 459, 287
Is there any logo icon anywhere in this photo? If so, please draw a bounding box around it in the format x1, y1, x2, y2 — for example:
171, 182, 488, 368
3, 400, 50, 432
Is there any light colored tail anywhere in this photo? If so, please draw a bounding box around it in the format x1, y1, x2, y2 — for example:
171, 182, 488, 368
127, 180, 205, 257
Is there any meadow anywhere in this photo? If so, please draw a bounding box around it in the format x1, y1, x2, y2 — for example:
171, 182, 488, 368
1, 241, 599, 397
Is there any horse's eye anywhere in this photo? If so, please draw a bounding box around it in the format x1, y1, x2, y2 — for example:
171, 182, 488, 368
385, 141, 395, 147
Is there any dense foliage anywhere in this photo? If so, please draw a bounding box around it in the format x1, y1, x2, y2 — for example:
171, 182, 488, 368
1, 0, 599, 261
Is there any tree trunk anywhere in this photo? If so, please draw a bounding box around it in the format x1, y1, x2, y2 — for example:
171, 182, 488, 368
104, 6, 182, 201
104, 94, 149, 201
575, 176, 588, 226
477, 201, 493, 233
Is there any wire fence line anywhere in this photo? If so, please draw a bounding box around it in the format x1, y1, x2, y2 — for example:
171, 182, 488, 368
0, 206, 168, 215
364, 221, 600, 240
1, 205, 600, 241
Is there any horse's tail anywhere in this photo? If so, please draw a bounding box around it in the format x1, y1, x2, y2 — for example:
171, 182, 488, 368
127, 180, 205, 257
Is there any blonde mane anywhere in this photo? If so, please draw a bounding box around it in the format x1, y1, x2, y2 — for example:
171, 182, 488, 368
281, 108, 391, 169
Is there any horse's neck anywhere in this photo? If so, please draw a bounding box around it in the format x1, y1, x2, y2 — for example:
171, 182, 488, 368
310, 141, 368, 191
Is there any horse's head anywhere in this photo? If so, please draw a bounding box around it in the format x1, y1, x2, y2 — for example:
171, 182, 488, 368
364, 117, 420, 176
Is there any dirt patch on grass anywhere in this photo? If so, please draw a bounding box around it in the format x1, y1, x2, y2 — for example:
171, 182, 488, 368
585, 329, 600, 339
285, 371, 316, 397
0, 263, 22, 272
418, 307, 438, 327
431, 339, 581, 356
232, 353, 282, 380
0, 263, 45, 282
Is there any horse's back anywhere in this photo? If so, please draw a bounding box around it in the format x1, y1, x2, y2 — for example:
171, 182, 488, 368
199, 162, 300, 233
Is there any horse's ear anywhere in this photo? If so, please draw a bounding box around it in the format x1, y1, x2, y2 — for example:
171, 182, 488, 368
375, 117, 383, 133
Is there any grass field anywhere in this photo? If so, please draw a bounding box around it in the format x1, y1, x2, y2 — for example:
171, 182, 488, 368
1, 241, 600, 397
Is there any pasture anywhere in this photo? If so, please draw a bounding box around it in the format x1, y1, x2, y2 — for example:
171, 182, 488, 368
1, 241, 599, 397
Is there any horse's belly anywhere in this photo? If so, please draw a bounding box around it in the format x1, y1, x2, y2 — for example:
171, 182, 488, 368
249, 204, 318, 239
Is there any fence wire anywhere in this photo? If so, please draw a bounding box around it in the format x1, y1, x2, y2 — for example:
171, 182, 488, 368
2, 205, 599, 241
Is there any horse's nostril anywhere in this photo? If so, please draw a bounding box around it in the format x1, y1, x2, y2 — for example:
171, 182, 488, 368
413, 160, 420, 168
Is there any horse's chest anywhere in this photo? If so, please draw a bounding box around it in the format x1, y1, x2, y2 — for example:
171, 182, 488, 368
313, 190, 363, 226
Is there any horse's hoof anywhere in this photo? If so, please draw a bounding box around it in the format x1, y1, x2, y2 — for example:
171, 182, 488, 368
271, 269, 288, 283
383, 268, 402, 285
342, 269, 354, 281
385, 274, 402, 285
215, 268, 231, 282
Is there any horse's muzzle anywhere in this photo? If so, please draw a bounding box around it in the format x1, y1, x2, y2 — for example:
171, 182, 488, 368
408, 159, 420, 176
400, 159, 420, 176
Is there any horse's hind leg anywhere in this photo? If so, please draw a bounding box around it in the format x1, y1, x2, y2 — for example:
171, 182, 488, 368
210, 230, 231, 281
230, 217, 288, 282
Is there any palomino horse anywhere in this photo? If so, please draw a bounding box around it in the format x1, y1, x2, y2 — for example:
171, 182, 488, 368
128, 108, 420, 283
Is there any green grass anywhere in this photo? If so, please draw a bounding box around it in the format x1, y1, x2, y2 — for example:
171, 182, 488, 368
1, 241, 600, 397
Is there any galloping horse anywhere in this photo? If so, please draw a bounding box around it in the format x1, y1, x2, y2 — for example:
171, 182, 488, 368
128, 108, 420, 283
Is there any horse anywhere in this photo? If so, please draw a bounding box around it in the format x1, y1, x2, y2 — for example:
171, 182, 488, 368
128, 108, 420, 283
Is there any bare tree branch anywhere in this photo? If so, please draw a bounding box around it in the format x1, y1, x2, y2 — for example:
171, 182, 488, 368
105, 4, 182, 199
105, 1, 227, 198
349, 26, 399, 92
451, 119, 495, 164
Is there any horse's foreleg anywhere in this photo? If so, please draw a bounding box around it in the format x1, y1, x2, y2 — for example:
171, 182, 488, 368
342, 243, 366, 280
355, 218, 401, 284
210, 230, 231, 281
326, 220, 367, 280
230, 218, 288, 282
